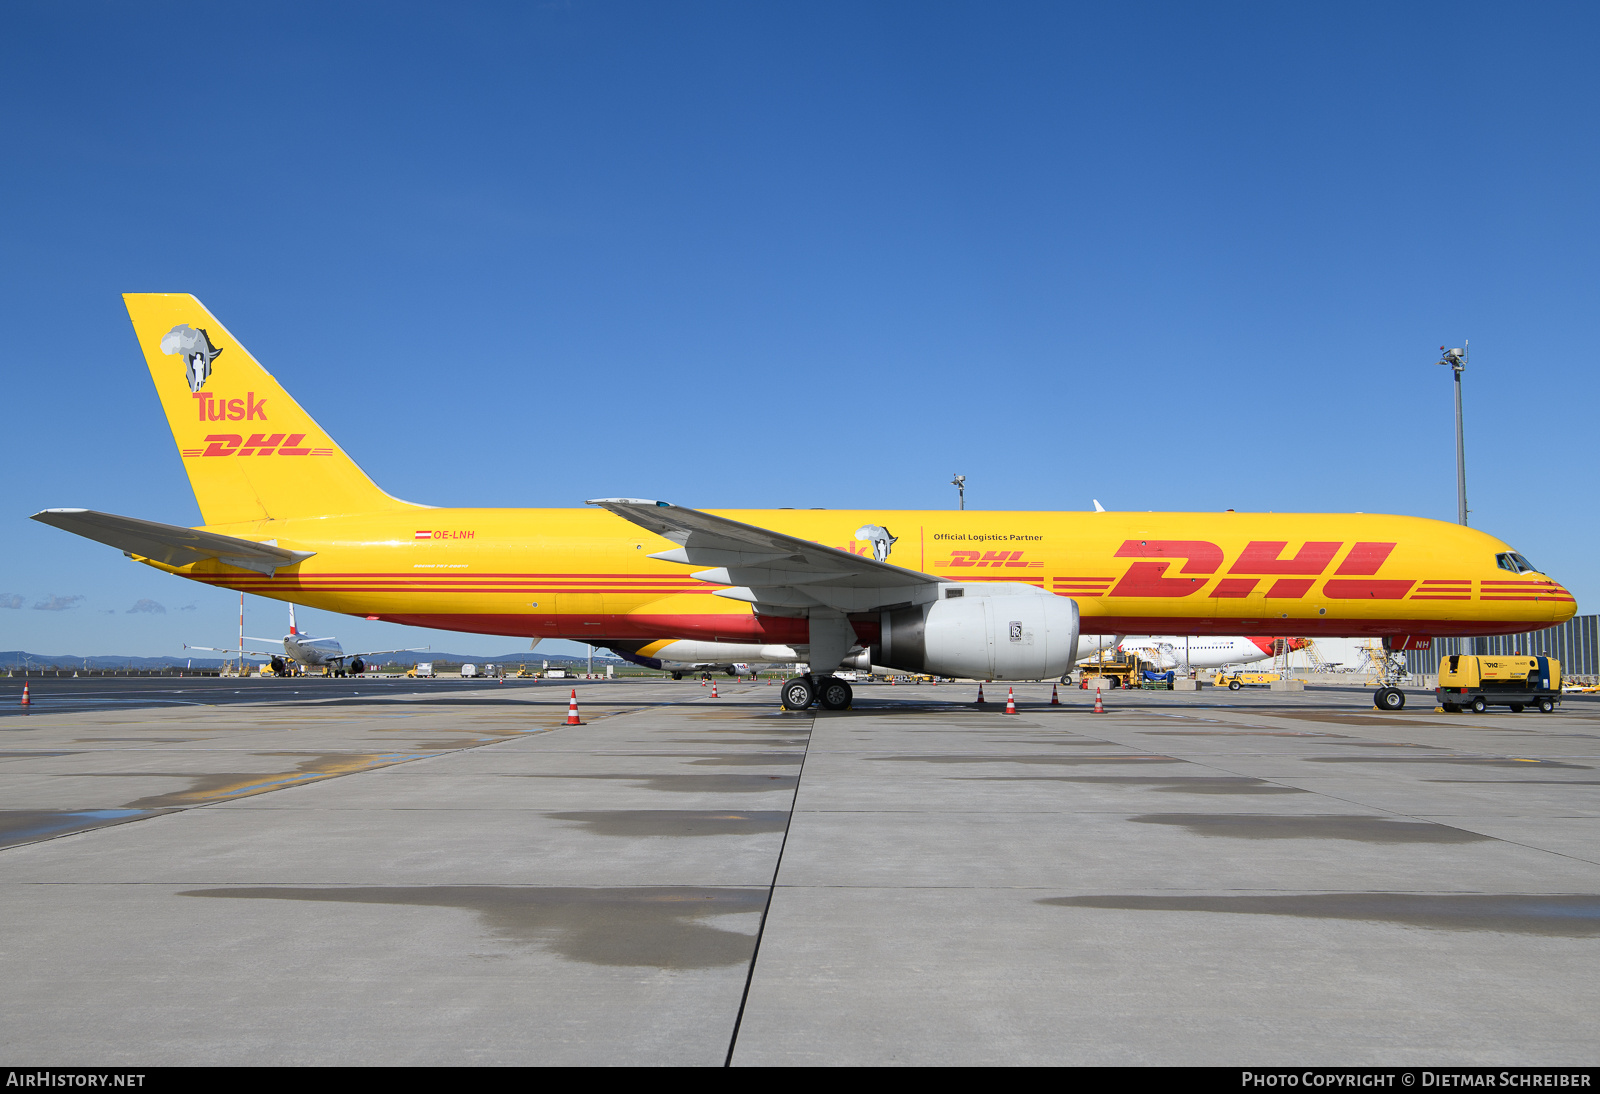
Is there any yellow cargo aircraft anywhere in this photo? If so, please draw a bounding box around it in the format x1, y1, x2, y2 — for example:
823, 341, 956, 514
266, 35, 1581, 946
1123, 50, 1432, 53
32, 294, 1576, 712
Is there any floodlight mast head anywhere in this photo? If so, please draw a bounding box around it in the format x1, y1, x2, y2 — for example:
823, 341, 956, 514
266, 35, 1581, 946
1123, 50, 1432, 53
1438, 345, 1467, 373
951, 473, 966, 511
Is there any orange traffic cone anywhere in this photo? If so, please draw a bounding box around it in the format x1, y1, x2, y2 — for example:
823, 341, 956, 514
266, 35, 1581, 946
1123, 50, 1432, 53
1092, 686, 1104, 714
700, 678, 706, 686
1004, 686, 1017, 714
1051, 683, 1060, 705
711, 682, 719, 698
566, 688, 581, 726
931, 677, 937, 686
976, 683, 985, 704
890, 675, 896, 685
20, 681, 30, 707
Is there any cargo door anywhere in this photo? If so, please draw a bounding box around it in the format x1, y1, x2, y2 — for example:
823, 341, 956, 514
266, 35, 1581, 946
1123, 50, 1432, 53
553, 592, 610, 640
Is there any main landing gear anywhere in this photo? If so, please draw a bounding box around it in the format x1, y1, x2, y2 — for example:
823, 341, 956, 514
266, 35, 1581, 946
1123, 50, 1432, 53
781, 674, 853, 711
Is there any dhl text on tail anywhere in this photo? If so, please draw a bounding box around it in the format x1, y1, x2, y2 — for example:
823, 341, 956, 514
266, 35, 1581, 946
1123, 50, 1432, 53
31, 294, 1576, 709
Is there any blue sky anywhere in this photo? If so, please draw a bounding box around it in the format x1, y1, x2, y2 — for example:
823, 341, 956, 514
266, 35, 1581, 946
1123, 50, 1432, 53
2, 1, 1596, 658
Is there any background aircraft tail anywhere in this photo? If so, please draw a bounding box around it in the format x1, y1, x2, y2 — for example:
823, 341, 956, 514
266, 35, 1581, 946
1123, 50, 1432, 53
123, 293, 419, 526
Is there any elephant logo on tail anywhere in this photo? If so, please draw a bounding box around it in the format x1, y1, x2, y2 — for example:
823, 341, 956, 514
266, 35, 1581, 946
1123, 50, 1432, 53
161, 324, 224, 392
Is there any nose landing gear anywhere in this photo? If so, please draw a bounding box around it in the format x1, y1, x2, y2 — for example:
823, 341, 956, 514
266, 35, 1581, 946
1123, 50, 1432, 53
1374, 685, 1406, 711
1372, 640, 1411, 711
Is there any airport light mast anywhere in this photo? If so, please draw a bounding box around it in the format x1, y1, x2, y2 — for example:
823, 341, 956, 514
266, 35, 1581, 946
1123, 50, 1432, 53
951, 474, 965, 511
1437, 343, 1468, 525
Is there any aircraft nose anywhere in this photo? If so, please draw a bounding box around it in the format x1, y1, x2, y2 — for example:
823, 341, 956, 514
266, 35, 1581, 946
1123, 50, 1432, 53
1543, 577, 1578, 622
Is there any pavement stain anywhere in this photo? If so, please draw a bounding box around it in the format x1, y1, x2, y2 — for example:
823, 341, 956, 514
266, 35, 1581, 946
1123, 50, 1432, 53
1425, 779, 1600, 786
868, 754, 1185, 766
987, 739, 1137, 747
1144, 730, 1349, 739
1130, 813, 1491, 843
958, 776, 1306, 795
1307, 756, 1591, 769
660, 738, 809, 747
635, 753, 804, 767
1267, 713, 1460, 728
411, 737, 518, 751
545, 810, 790, 837
0, 808, 170, 849
180, 885, 767, 967
1040, 892, 1600, 937
511, 772, 798, 793
121, 752, 416, 808
1321, 741, 1445, 749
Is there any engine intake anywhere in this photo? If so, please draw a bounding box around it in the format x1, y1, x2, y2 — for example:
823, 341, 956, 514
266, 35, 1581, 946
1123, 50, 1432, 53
871, 592, 1079, 680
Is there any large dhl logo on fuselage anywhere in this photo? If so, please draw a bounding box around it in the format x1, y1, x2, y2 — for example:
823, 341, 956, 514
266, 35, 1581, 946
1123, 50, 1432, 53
920, 540, 1572, 604
1098, 538, 1403, 600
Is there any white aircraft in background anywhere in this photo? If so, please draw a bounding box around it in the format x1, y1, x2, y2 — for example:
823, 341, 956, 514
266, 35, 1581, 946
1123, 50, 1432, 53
188, 604, 427, 676
603, 640, 758, 679
1111, 635, 1306, 671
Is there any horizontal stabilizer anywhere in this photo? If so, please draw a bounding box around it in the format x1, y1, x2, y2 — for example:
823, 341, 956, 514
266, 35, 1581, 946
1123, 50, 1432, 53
31, 508, 314, 577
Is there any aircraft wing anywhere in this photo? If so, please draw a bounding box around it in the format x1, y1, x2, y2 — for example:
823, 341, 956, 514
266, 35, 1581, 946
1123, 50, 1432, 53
32, 509, 315, 577
586, 498, 942, 613
185, 644, 279, 658
329, 646, 430, 663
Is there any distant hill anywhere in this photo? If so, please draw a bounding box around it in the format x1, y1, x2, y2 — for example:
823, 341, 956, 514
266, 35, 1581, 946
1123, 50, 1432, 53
0, 649, 622, 670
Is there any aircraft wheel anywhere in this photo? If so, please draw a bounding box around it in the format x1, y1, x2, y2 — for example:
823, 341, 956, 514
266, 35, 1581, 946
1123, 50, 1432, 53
1228, 681, 1242, 691
1510, 703, 1525, 713
1470, 695, 1488, 714
1442, 702, 1461, 713
671, 672, 683, 681
781, 677, 815, 711
1538, 697, 1555, 713
819, 677, 853, 710
1375, 686, 1406, 711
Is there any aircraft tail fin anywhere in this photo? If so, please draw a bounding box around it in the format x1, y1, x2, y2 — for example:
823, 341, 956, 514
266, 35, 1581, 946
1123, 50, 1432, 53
289, 603, 298, 635
123, 293, 421, 526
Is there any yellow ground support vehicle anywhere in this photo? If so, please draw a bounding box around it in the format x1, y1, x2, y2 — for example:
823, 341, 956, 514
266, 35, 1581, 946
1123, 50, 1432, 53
1213, 671, 1282, 691
1436, 654, 1560, 713
1077, 653, 1143, 689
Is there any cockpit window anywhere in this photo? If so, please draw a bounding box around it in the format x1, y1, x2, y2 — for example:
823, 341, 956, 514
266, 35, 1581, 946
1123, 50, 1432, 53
1496, 552, 1540, 574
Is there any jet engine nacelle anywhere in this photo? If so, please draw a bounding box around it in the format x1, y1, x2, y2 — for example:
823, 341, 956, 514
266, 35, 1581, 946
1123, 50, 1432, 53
871, 592, 1080, 680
